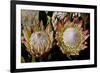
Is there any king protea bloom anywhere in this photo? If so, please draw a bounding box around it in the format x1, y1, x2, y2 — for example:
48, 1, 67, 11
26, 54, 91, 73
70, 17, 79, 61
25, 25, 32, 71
22, 19, 53, 57
55, 14, 89, 56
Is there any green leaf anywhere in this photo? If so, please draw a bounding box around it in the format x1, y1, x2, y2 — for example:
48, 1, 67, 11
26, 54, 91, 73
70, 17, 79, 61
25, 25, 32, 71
32, 56, 36, 62
21, 56, 25, 63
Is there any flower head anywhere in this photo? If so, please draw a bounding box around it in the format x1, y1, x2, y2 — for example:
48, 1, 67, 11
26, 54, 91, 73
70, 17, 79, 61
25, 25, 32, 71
22, 16, 53, 57
55, 13, 89, 56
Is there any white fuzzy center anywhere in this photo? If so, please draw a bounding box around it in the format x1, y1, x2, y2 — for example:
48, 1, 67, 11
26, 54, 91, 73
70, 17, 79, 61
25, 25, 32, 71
30, 31, 49, 51
63, 28, 79, 48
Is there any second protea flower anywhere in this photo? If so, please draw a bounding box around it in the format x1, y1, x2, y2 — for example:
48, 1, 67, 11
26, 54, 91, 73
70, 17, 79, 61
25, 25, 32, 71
54, 13, 89, 56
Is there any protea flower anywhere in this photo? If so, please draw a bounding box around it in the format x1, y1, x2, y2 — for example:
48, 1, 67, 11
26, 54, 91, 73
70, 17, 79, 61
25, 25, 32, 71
54, 13, 89, 56
21, 17, 53, 57
52, 12, 67, 30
